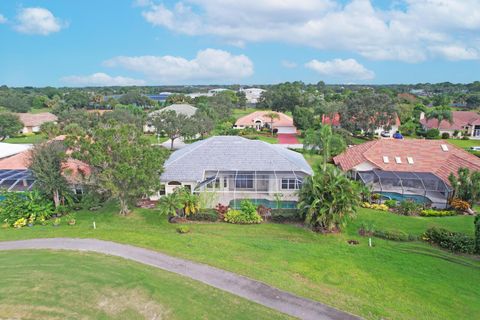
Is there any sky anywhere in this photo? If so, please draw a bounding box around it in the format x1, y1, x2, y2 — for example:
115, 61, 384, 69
0, 0, 479, 87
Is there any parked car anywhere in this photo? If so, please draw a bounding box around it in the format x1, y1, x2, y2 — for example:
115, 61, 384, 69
381, 131, 391, 138
469, 146, 480, 151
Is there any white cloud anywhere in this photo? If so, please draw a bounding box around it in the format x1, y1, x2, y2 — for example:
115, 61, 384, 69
305, 58, 375, 81
428, 45, 480, 61
104, 48, 254, 83
281, 60, 297, 68
139, 0, 480, 62
14, 7, 65, 35
61, 73, 146, 86
0, 14, 7, 24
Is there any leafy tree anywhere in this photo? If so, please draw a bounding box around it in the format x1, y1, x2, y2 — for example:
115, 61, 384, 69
292, 106, 315, 130
264, 111, 280, 135
0, 91, 32, 112
64, 91, 90, 109
151, 110, 189, 150
340, 93, 397, 136
119, 91, 155, 107
31, 95, 50, 109
102, 107, 145, 130
193, 111, 214, 138
70, 123, 168, 215
258, 82, 305, 112
426, 106, 453, 129
448, 168, 480, 206
432, 94, 450, 107
40, 121, 61, 139
236, 91, 247, 109
399, 120, 418, 136
466, 94, 480, 109
28, 141, 71, 208
0, 113, 23, 141
298, 165, 360, 232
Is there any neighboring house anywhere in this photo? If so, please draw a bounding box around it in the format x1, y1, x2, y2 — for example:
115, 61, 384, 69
240, 88, 266, 104
16, 112, 58, 134
0, 138, 89, 193
234, 111, 297, 134
334, 139, 480, 208
158, 136, 313, 208
419, 111, 480, 138
145, 104, 198, 133
321, 113, 401, 137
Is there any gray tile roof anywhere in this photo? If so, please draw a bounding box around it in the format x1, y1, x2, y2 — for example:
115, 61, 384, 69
161, 136, 313, 182
149, 104, 198, 118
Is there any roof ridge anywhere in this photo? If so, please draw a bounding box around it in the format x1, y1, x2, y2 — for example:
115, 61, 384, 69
261, 141, 309, 173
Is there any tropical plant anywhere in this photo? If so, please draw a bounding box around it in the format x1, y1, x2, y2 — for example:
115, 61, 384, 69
0, 191, 54, 226
176, 188, 199, 217
0, 112, 23, 141
303, 125, 346, 166
448, 168, 480, 206
298, 165, 361, 232
157, 192, 183, 217
264, 111, 280, 135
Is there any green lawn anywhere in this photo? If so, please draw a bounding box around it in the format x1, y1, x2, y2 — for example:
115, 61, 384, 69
1, 204, 478, 320
0, 250, 289, 320
4, 134, 46, 144
232, 108, 260, 120
144, 134, 169, 144
447, 139, 480, 150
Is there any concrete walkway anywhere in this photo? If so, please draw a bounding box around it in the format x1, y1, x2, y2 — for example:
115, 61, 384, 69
0, 238, 361, 320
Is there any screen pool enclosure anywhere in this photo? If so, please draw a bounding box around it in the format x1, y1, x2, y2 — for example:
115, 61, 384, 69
355, 170, 453, 208
0, 170, 35, 192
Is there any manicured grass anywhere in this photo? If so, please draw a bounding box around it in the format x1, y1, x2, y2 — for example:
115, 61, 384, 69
4, 134, 46, 144
1, 204, 478, 320
232, 108, 260, 120
447, 139, 480, 150
144, 134, 169, 144
0, 250, 289, 320
29, 108, 52, 114
255, 135, 278, 144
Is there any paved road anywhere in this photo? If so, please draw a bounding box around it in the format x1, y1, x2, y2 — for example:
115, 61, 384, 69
0, 238, 361, 320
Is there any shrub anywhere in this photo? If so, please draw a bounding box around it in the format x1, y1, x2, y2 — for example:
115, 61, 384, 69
358, 221, 375, 237
215, 203, 229, 220
425, 128, 440, 139
462, 135, 470, 140
176, 225, 190, 234
397, 200, 421, 216
361, 202, 389, 211
423, 227, 475, 254
0, 191, 54, 227
450, 198, 470, 212
270, 209, 302, 223
441, 132, 450, 139
224, 202, 262, 224
187, 209, 218, 222
257, 205, 271, 220
384, 199, 398, 208
374, 229, 417, 242
419, 209, 457, 217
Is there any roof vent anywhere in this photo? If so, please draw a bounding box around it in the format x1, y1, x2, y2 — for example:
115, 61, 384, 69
441, 144, 449, 152
383, 156, 389, 163
395, 157, 402, 164
407, 157, 414, 164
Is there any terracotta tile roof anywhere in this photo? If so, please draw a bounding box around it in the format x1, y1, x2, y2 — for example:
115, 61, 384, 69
0, 151, 30, 169
420, 111, 480, 131
235, 111, 295, 128
15, 112, 58, 127
322, 113, 401, 127
333, 139, 480, 185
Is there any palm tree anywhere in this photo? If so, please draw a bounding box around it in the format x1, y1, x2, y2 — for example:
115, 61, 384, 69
264, 111, 280, 135
298, 165, 361, 232
426, 106, 454, 129
303, 125, 346, 170
157, 192, 183, 217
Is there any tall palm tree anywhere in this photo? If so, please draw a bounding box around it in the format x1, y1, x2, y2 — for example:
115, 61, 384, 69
264, 111, 280, 135
426, 106, 454, 129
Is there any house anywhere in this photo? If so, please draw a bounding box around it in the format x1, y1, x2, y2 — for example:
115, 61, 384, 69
158, 136, 313, 208
333, 139, 480, 208
0, 138, 89, 193
240, 88, 266, 104
145, 104, 198, 133
234, 111, 297, 134
419, 111, 480, 138
16, 112, 58, 134
322, 113, 401, 137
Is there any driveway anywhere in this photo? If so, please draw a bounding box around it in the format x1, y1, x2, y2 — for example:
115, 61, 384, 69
278, 133, 300, 144
0, 238, 361, 320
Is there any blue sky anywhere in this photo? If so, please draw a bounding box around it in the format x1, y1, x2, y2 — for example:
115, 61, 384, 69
0, 0, 479, 87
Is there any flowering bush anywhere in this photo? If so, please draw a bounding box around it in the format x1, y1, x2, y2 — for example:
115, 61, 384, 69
450, 198, 470, 212
361, 202, 389, 211
224, 201, 262, 224
420, 209, 457, 217
13, 218, 27, 229
0, 191, 54, 227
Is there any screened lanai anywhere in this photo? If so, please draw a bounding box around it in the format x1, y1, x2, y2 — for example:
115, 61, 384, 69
357, 170, 453, 208
0, 170, 35, 192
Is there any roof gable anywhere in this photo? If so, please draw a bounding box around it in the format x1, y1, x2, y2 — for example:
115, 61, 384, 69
235, 111, 294, 127
420, 111, 480, 130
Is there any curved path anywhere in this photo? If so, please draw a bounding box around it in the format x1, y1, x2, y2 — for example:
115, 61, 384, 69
0, 238, 360, 320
